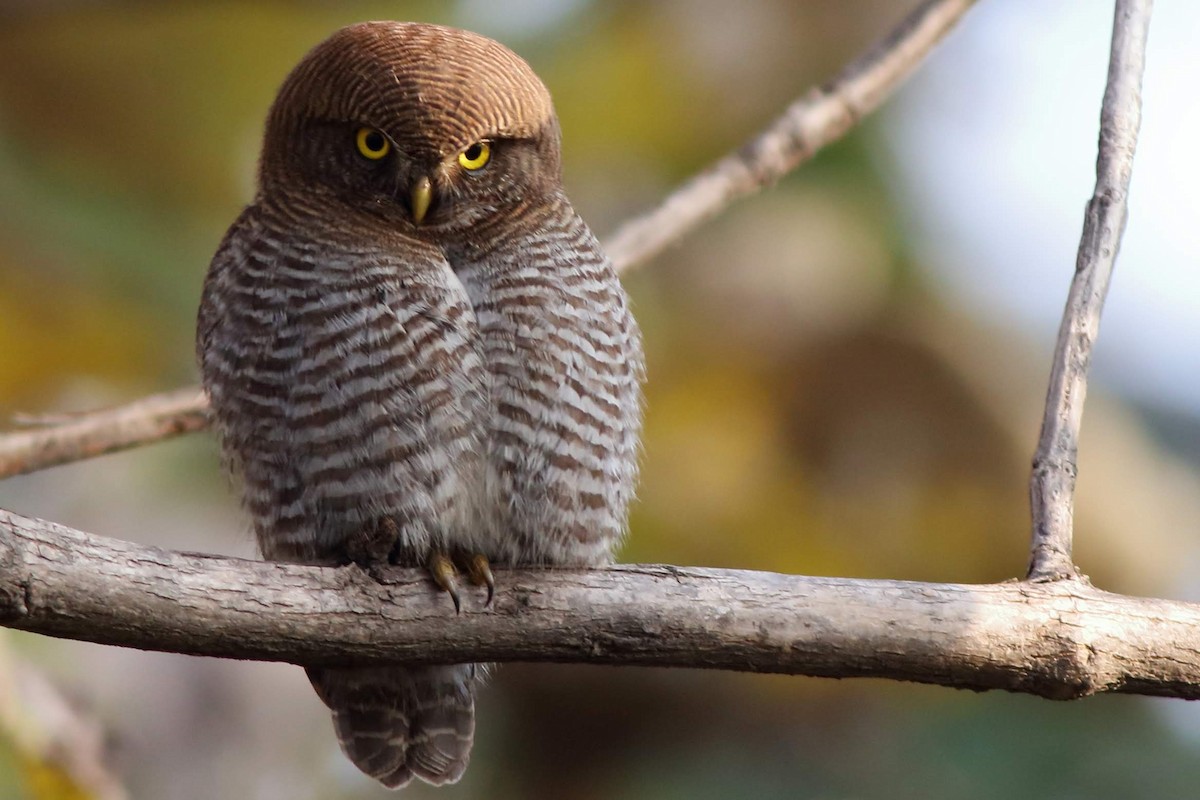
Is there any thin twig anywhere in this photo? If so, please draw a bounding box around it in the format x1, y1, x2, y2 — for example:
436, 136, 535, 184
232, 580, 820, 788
2, 507, 1200, 699
1027, 0, 1153, 580
0, 0, 979, 480
606, 0, 978, 272
0, 387, 209, 480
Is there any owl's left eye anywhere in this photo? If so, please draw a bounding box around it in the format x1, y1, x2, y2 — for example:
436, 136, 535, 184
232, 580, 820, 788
355, 127, 391, 160
457, 141, 491, 171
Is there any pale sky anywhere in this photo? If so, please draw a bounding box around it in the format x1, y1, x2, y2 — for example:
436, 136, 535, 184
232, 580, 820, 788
887, 0, 1200, 414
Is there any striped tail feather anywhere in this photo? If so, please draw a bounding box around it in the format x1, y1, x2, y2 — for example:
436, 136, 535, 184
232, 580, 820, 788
307, 664, 476, 789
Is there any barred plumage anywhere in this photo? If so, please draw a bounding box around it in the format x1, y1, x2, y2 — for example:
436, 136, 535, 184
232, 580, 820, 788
451, 196, 644, 566
197, 20, 642, 790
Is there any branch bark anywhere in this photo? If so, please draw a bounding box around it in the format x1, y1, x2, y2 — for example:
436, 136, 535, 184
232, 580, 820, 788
1028, 0, 1153, 580
0, 387, 209, 480
0, 0, 979, 480
2, 507, 1199, 701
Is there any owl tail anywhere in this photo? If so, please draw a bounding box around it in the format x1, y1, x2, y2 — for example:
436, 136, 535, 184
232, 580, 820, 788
306, 664, 476, 789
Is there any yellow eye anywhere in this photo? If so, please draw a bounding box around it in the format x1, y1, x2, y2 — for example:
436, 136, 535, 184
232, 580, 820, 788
355, 127, 391, 160
457, 141, 491, 171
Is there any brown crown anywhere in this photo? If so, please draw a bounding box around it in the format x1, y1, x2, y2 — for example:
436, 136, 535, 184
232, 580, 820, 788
264, 21, 555, 161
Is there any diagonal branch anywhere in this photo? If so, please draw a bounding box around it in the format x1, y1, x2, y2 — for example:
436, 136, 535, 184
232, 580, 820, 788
1028, 0, 1153, 580
3, 507, 1200, 700
0, 387, 209, 481
604, 0, 977, 272
0, 640, 129, 800
0, 0, 979, 480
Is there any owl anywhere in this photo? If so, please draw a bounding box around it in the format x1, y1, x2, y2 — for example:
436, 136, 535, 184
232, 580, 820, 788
196, 21, 644, 789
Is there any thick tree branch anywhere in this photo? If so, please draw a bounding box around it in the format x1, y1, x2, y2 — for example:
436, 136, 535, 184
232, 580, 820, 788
3, 507, 1199, 700
1028, 0, 1152, 580
0, 0, 978, 479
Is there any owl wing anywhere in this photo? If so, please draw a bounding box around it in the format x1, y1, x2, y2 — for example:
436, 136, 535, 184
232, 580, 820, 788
197, 207, 488, 564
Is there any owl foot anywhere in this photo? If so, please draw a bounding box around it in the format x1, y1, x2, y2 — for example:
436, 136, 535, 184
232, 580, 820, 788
427, 551, 495, 611
428, 551, 462, 614
344, 516, 399, 567
464, 553, 495, 606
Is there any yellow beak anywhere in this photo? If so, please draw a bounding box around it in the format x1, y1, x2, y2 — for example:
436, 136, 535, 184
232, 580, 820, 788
410, 176, 433, 225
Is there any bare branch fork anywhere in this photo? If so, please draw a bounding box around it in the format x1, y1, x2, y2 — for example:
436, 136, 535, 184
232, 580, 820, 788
1027, 0, 1152, 580
0, 0, 1175, 701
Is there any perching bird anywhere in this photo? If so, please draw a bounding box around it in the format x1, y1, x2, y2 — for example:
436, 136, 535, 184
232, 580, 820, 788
196, 21, 644, 790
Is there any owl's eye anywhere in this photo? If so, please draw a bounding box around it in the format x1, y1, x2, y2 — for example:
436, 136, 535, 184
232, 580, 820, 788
355, 127, 391, 160
457, 141, 491, 171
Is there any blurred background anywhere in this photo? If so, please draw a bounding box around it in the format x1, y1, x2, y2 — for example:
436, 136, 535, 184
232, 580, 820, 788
1, 0, 1199, 798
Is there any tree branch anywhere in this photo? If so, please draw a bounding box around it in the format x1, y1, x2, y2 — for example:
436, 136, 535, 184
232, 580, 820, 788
0, 387, 209, 480
604, 0, 978, 272
1028, 0, 1153, 580
0, 0, 979, 479
3, 507, 1199, 700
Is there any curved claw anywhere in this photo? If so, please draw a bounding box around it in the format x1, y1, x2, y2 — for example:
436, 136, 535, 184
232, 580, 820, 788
428, 551, 462, 614
466, 553, 495, 606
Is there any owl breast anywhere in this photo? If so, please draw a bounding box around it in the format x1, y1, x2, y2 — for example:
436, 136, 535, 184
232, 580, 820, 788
450, 194, 645, 566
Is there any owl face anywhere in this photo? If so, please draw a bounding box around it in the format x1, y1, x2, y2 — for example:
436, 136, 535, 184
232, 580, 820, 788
258, 21, 562, 236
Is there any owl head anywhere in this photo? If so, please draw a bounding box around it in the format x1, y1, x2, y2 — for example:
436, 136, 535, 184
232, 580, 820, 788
258, 21, 563, 234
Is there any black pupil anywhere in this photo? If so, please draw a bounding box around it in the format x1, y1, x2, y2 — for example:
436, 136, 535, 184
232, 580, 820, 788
365, 131, 385, 152
464, 144, 483, 161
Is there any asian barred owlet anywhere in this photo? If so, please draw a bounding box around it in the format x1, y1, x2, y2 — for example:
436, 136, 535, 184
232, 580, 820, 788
196, 20, 644, 790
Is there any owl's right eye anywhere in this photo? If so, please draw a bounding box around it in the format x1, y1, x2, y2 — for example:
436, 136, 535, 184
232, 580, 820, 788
355, 127, 391, 160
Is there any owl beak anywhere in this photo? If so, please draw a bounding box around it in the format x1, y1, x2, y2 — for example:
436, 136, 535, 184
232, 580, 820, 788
410, 176, 433, 225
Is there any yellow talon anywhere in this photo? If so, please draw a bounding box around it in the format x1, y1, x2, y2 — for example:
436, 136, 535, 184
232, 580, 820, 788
466, 553, 495, 606
428, 551, 461, 614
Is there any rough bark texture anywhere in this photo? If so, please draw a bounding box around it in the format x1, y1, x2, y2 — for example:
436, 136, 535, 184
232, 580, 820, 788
3, 508, 1198, 700
1028, 0, 1152, 579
